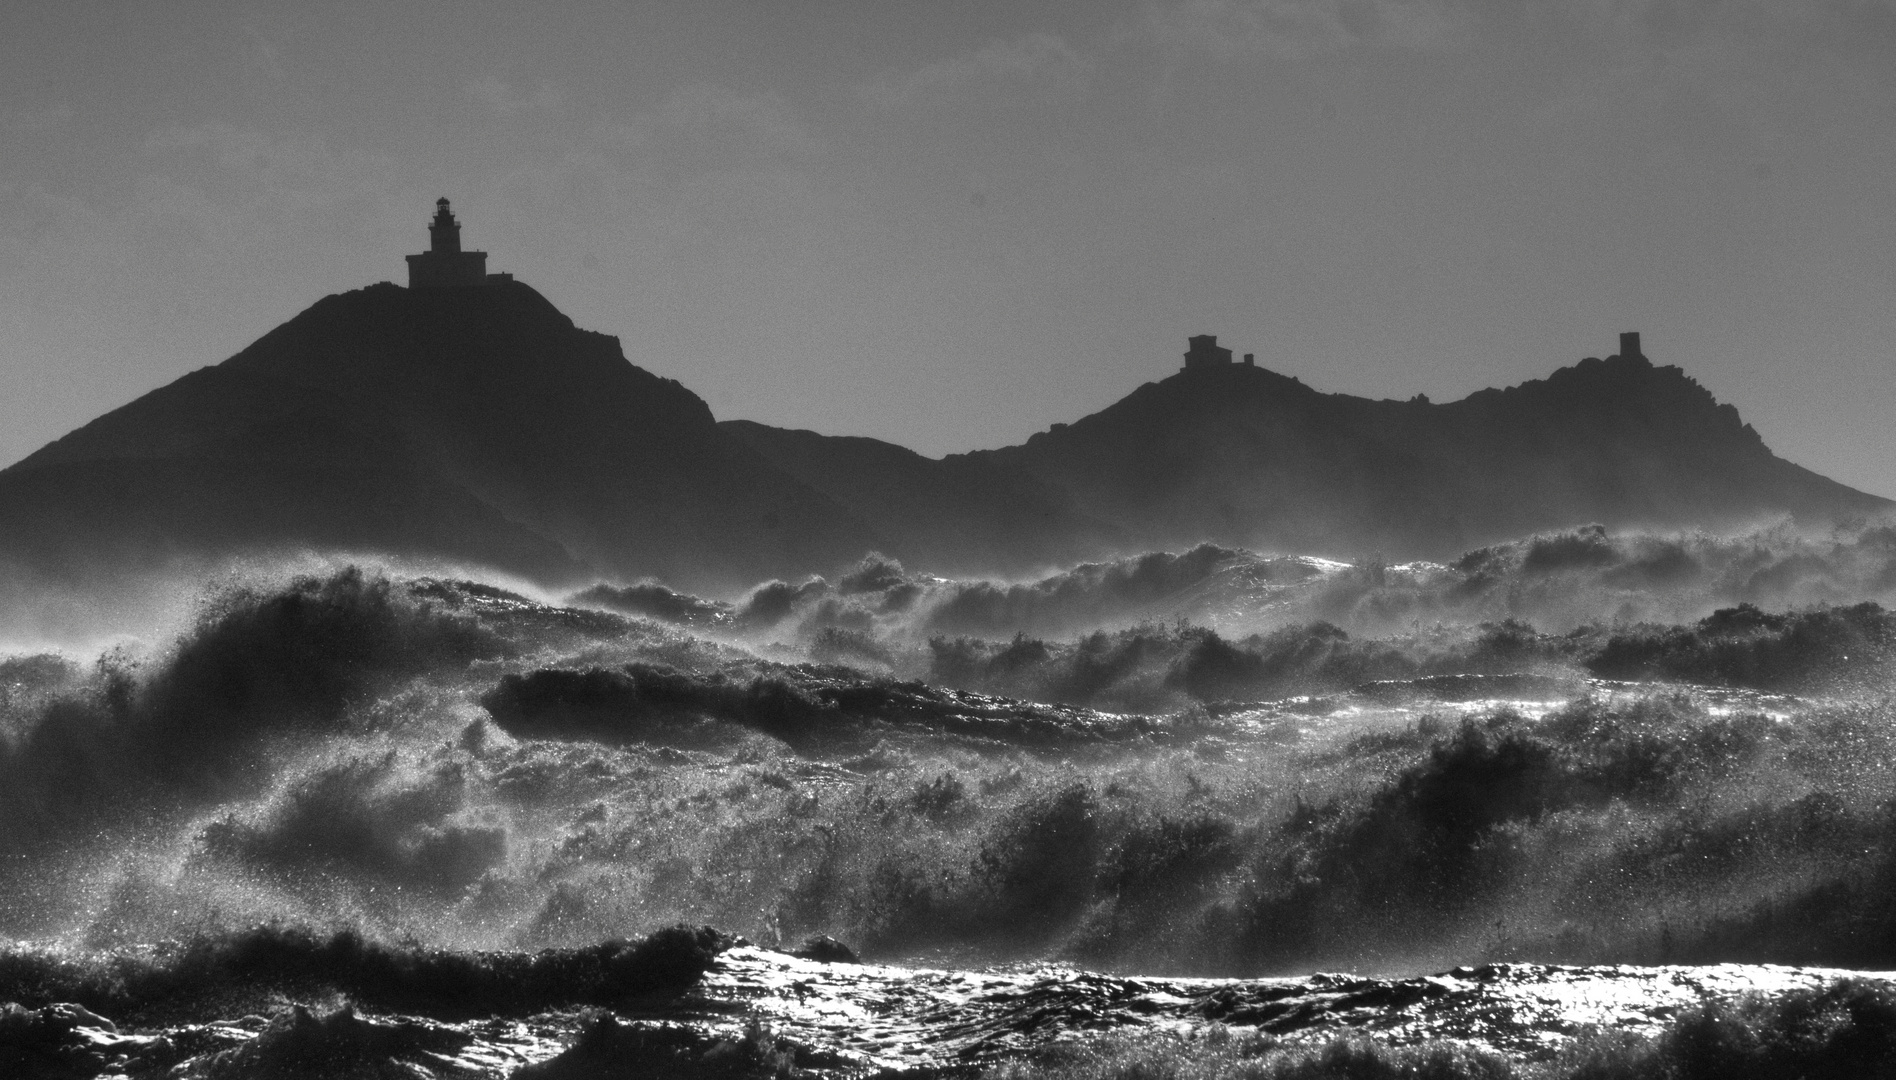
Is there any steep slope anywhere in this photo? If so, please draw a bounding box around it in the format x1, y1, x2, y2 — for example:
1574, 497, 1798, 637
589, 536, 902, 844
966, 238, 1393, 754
0, 281, 883, 592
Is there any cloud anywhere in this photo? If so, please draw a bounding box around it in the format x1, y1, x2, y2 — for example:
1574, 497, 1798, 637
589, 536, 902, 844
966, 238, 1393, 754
2, 124, 403, 327
855, 6, 1460, 110
1500, 1, 1895, 140
653, 84, 821, 156
6, 103, 73, 134
1136, 0, 1468, 59
860, 32, 1095, 109
466, 75, 564, 118
141, 124, 395, 207
471, 82, 834, 273
242, 23, 287, 82
0, 119, 431, 475
590, 83, 823, 171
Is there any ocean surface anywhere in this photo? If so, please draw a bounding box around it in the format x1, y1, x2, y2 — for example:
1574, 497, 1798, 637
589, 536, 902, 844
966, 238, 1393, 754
5, 525, 1896, 1077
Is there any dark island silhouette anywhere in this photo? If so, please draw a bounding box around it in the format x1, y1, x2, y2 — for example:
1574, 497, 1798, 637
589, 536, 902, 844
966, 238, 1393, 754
0, 202, 1885, 594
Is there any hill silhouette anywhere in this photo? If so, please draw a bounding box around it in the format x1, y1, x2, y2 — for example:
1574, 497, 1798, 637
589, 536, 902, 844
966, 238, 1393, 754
971, 345, 1889, 558
0, 283, 1885, 596
0, 281, 883, 593
729, 343, 1888, 566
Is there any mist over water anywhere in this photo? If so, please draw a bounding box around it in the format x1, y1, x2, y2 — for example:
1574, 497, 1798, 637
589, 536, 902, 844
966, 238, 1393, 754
6, 522, 1896, 1075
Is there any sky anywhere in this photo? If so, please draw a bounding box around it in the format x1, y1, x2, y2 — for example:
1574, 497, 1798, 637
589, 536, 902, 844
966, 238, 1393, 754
2, 0, 1894, 496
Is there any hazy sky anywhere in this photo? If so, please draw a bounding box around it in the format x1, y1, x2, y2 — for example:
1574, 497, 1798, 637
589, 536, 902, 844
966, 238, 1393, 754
3, 1, 1893, 496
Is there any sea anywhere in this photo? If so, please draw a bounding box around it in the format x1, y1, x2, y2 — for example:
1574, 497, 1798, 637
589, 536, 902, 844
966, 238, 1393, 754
4, 522, 1896, 1078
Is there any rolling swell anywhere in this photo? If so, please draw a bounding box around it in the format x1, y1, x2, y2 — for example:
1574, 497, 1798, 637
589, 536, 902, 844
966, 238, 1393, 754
8, 944, 1896, 1077
925, 620, 1573, 712
567, 523, 1896, 646
480, 662, 1165, 752
0, 924, 729, 1024
1, 556, 1894, 1038
994, 979, 1896, 1080
1588, 601, 1896, 692
555, 529, 1896, 716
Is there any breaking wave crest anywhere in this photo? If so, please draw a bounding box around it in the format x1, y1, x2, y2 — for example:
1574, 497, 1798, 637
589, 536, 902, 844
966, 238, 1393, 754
0, 924, 728, 1024
0, 567, 507, 855
574, 522, 1896, 644
2, 527, 1896, 1074
991, 979, 1896, 1080
0, 545, 1891, 970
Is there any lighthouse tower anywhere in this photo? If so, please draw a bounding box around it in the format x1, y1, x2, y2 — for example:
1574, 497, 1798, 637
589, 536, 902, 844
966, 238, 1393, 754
406, 198, 491, 288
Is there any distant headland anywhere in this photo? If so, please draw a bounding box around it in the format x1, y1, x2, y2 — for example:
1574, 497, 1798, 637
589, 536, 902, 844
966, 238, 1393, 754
0, 201, 1882, 595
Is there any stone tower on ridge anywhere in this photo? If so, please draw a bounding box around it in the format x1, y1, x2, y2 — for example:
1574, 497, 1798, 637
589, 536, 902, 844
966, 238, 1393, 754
1182, 334, 1236, 370
407, 198, 506, 288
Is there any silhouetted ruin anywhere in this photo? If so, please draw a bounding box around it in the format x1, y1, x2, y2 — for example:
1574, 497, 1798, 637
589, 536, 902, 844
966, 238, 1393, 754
1618, 331, 1644, 359
1182, 334, 1234, 370
406, 198, 511, 288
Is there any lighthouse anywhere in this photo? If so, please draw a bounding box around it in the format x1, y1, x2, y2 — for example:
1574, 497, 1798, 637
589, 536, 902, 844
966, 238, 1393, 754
405, 198, 495, 288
